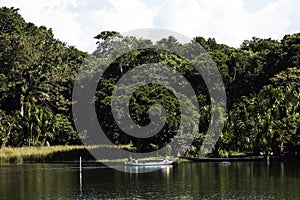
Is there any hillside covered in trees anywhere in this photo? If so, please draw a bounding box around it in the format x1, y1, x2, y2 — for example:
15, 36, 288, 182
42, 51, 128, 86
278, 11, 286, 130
0, 7, 300, 160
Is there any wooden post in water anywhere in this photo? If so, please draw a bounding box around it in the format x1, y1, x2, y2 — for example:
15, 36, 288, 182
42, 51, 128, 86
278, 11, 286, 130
79, 156, 82, 172
79, 156, 82, 195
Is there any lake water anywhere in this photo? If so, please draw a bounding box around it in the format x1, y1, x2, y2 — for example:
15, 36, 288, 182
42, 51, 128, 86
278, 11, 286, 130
0, 161, 300, 199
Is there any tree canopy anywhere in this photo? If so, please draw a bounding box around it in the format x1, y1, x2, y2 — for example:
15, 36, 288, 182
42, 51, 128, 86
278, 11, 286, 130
1, 7, 300, 159
0, 7, 86, 146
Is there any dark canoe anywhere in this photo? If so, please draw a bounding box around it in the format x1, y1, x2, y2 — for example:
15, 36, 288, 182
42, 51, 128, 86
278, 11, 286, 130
181, 156, 264, 162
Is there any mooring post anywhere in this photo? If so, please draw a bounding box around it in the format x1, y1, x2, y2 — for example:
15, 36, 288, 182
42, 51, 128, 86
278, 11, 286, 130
79, 156, 82, 172
79, 156, 82, 195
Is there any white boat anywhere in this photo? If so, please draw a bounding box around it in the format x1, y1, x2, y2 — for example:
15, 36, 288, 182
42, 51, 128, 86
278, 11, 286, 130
124, 159, 173, 166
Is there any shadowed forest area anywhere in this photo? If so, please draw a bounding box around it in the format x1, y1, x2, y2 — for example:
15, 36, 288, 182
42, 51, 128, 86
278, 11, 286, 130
1, 7, 300, 160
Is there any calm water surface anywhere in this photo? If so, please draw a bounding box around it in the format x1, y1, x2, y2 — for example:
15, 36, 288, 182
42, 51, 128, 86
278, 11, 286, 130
0, 161, 300, 199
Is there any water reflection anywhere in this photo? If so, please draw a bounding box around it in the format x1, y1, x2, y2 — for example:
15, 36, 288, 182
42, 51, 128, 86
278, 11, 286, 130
0, 161, 300, 199
124, 165, 173, 174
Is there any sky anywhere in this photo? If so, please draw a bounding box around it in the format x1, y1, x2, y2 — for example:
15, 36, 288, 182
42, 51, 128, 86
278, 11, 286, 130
1, 0, 300, 53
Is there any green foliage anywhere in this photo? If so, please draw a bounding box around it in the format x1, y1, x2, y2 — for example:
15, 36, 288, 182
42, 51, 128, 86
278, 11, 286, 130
221, 72, 300, 158
0, 7, 85, 147
93, 39, 204, 153
1, 7, 300, 160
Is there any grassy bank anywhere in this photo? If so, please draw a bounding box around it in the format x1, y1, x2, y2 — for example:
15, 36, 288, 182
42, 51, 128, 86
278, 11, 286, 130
0, 145, 134, 164
0, 145, 185, 164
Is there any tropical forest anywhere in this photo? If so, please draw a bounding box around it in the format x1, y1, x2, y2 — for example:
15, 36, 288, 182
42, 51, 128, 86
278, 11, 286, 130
1, 6, 300, 161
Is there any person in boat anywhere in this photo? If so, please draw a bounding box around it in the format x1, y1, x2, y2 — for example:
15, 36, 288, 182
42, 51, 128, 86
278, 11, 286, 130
128, 156, 132, 162
128, 156, 139, 163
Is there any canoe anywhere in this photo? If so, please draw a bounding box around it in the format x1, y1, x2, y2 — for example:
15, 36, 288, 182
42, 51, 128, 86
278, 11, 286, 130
181, 156, 264, 162
124, 159, 173, 166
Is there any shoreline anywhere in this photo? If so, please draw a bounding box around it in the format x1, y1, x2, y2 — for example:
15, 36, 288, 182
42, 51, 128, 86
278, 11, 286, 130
0, 145, 133, 164
1, 146, 299, 164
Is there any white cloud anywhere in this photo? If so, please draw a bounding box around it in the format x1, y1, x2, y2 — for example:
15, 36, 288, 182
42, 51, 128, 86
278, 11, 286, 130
1, 0, 85, 49
1, 0, 157, 52
90, 0, 155, 33
251, 0, 300, 39
1, 0, 300, 51
154, 0, 300, 47
86, 0, 157, 52
154, 0, 252, 46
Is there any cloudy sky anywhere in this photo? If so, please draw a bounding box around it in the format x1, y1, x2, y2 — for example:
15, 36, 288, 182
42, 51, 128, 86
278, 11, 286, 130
1, 0, 300, 52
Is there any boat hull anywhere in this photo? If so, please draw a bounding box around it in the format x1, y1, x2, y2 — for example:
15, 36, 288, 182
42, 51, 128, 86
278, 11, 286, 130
124, 160, 173, 166
181, 156, 263, 162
